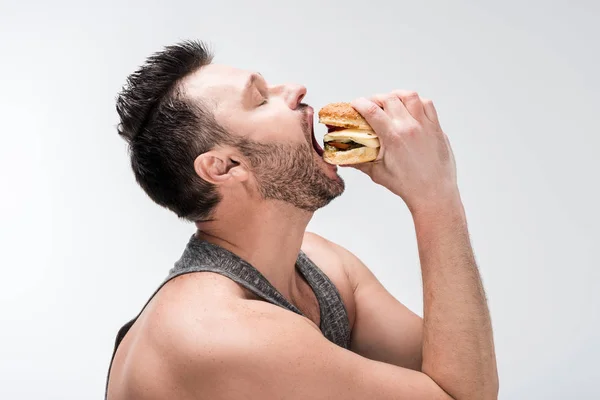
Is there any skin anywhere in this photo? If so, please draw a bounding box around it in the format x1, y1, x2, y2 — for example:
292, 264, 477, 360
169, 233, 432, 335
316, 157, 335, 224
106, 64, 499, 399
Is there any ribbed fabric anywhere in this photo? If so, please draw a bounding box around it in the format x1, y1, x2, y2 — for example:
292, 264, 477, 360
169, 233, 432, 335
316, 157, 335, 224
105, 234, 351, 399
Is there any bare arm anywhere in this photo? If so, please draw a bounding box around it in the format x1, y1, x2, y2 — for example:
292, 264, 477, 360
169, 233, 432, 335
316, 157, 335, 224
415, 196, 498, 399
315, 202, 498, 399
346, 91, 499, 399
185, 303, 456, 400
314, 233, 424, 371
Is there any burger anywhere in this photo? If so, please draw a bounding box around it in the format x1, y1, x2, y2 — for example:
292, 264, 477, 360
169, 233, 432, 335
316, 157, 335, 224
318, 102, 380, 165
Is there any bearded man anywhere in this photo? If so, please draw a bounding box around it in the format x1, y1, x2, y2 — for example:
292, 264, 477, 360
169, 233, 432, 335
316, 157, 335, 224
105, 40, 499, 400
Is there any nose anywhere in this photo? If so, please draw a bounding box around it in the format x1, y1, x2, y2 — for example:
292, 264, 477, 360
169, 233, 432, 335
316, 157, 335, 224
276, 83, 307, 109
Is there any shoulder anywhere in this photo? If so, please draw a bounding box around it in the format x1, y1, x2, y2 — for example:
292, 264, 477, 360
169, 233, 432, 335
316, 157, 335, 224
303, 231, 388, 318
109, 275, 328, 399
107, 272, 251, 398
302, 231, 364, 292
301, 231, 348, 268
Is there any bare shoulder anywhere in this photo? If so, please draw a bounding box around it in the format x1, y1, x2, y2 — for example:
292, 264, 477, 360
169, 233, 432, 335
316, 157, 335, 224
301, 231, 350, 280
106, 272, 252, 399
107, 273, 332, 399
302, 231, 370, 292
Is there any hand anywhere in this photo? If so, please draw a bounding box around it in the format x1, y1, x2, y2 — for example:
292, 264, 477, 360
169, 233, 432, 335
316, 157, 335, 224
347, 91, 459, 214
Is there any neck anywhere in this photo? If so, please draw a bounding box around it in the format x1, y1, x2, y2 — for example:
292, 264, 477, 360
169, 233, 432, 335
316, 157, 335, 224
195, 199, 312, 300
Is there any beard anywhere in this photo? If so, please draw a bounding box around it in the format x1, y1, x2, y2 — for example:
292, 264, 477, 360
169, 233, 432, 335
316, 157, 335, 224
234, 111, 345, 211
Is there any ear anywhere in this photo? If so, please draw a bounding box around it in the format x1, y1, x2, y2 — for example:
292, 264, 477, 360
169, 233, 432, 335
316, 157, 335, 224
193, 150, 249, 185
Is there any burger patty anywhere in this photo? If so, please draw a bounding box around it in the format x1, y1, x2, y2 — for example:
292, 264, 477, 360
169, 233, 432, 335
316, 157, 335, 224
324, 141, 365, 152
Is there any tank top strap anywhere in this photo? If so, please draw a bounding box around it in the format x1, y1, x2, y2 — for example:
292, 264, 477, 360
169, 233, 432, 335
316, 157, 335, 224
296, 250, 352, 349
169, 235, 303, 317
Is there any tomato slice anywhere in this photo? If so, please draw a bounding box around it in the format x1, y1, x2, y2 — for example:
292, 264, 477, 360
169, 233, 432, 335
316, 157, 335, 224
328, 141, 352, 150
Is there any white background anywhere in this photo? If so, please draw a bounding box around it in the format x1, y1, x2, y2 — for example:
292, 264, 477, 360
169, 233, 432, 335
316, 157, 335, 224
1, 0, 598, 398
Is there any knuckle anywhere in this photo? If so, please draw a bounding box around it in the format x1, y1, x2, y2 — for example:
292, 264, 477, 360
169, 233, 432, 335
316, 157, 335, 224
404, 91, 420, 101
370, 93, 386, 104
387, 132, 400, 144
404, 121, 420, 135
365, 102, 380, 117
384, 93, 399, 103
392, 90, 420, 103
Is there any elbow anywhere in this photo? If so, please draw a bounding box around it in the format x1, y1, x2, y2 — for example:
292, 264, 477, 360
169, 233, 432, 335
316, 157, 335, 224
448, 375, 499, 400
427, 360, 500, 400
472, 377, 500, 400
469, 377, 500, 400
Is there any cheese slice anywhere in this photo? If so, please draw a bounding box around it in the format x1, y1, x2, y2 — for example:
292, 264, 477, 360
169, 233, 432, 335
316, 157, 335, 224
323, 129, 380, 148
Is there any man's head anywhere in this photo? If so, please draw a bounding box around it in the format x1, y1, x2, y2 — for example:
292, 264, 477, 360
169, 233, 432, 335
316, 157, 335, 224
117, 40, 344, 222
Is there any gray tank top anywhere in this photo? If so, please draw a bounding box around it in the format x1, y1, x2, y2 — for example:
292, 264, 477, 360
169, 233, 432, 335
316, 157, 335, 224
105, 234, 352, 398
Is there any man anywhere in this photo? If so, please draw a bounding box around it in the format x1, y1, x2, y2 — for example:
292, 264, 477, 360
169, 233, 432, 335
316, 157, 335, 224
105, 40, 499, 399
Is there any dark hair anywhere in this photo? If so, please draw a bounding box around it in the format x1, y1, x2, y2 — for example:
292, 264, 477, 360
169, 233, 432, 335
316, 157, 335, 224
116, 40, 232, 222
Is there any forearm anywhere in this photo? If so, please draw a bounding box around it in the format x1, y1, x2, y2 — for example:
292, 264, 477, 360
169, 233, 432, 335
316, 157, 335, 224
413, 195, 498, 400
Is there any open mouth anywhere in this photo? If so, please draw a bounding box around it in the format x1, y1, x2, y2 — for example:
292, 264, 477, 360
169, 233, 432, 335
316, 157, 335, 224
304, 105, 326, 157
310, 121, 324, 156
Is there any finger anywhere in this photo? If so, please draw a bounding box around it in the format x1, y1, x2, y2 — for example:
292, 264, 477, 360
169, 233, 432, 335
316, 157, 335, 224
351, 97, 392, 136
369, 93, 386, 107
421, 97, 439, 124
393, 90, 425, 121
370, 93, 410, 120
